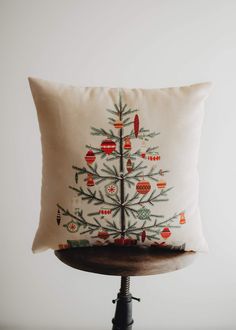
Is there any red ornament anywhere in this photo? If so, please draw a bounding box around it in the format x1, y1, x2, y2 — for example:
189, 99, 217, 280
124, 238, 137, 246
114, 237, 125, 245
134, 114, 139, 138
126, 158, 133, 173
101, 139, 116, 155
114, 120, 123, 129
85, 149, 96, 164
105, 183, 118, 195
156, 180, 166, 189
136, 180, 151, 194
141, 230, 146, 242
148, 152, 160, 161
124, 137, 132, 149
99, 207, 112, 215
98, 230, 109, 240
161, 227, 171, 239
87, 173, 95, 186
179, 212, 186, 224
114, 237, 137, 246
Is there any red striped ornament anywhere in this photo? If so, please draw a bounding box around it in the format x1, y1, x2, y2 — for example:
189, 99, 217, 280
98, 230, 109, 240
101, 139, 116, 155
161, 227, 171, 239
156, 180, 166, 189
85, 149, 96, 164
99, 207, 112, 215
114, 120, 123, 129
136, 180, 151, 194
179, 212, 186, 224
134, 114, 139, 138
126, 158, 133, 173
124, 136, 132, 149
148, 152, 160, 161
141, 230, 146, 242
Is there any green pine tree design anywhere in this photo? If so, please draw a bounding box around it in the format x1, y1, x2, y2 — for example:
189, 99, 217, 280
57, 91, 186, 249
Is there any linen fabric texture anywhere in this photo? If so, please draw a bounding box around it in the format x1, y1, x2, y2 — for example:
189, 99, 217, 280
28, 77, 211, 253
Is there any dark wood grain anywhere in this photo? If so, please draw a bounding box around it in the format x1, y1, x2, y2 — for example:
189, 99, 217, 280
54, 246, 197, 276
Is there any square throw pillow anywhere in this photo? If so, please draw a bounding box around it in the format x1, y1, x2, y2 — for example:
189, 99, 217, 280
28, 77, 211, 253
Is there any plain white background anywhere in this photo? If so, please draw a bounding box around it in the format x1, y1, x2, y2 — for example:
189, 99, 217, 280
1, 0, 236, 329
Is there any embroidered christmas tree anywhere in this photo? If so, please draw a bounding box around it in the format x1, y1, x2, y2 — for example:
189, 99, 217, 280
57, 91, 186, 249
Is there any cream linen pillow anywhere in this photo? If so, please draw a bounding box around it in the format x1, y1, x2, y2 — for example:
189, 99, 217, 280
28, 77, 211, 253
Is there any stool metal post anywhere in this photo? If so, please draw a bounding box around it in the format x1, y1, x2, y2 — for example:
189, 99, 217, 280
112, 276, 140, 330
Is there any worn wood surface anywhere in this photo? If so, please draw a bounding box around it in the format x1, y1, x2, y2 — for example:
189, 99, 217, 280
54, 246, 197, 276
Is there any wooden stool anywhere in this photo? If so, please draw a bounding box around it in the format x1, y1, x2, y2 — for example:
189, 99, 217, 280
55, 246, 196, 330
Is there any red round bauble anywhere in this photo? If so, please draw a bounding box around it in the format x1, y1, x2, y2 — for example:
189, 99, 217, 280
136, 180, 151, 194
85, 149, 96, 164
161, 227, 171, 239
98, 230, 109, 240
101, 139, 116, 155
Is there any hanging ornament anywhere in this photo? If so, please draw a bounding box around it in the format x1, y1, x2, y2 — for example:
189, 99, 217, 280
98, 229, 109, 240
114, 237, 125, 245
56, 209, 61, 225
137, 206, 151, 220
99, 207, 112, 215
101, 138, 116, 155
148, 152, 160, 161
105, 183, 118, 195
114, 120, 123, 129
87, 173, 95, 186
179, 212, 186, 224
124, 238, 137, 246
85, 149, 96, 164
134, 114, 139, 138
124, 136, 132, 149
156, 180, 167, 189
136, 180, 151, 194
63, 220, 79, 233
126, 158, 133, 173
161, 227, 171, 239
140, 138, 146, 158
141, 230, 146, 242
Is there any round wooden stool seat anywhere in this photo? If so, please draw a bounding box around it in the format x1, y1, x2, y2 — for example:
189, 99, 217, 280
55, 246, 197, 276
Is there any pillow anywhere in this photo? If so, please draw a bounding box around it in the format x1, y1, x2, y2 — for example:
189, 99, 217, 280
28, 77, 211, 253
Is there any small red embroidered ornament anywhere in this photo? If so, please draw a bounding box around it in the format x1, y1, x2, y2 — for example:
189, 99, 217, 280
87, 173, 95, 186
161, 227, 171, 239
124, 136, 132, 149
85, 149, 96, 164
136, 180, 151, 194
156, 180, 166, 189
179, 212, 186, 224
101, 138, 116, 155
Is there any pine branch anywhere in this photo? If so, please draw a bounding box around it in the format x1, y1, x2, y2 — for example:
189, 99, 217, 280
124, 213, 180, 237
57, 203, 122, 236
85, 145, 106, 158
57, 203, 86, 225
68, 186, 121, 207
72, 164, 121, 184
133, 146, 159, 158
125, 188, 173, 207
122, 108, 139, 117
125, 128, 160, 140
125, 167, 169, 182
90, 127, 119, 141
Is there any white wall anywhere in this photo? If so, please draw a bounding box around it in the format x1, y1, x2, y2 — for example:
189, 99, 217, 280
1, 0, 236, 329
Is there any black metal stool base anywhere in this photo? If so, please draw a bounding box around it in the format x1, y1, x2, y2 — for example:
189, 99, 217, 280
112, 276, 140, 330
